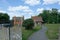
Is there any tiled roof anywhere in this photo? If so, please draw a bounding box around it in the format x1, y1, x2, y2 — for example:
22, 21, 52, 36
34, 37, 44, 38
32, 16, 43, 22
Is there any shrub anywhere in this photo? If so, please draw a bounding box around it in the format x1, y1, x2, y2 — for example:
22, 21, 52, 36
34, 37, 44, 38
22, 19, 34, 30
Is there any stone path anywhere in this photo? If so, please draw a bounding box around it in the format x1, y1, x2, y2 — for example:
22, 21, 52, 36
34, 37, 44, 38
28, 25, 48, 40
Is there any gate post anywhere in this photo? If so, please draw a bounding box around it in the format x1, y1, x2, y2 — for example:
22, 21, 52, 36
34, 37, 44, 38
9, 27, 10, 40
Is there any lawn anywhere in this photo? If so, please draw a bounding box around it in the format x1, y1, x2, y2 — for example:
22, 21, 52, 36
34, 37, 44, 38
45, 24, 60, 40
22, 25, 41, 40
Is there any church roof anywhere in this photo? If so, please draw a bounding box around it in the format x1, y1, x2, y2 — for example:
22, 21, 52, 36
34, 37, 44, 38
32, 16, 43, 22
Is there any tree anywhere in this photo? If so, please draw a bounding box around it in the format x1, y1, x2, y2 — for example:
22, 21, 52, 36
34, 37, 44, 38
22, 19, 34, 30
58, 12, 60, 23
38, 10, 50, 23
38, 8, 59, 24
0, 13, 10, 24
51, 8, 58, 23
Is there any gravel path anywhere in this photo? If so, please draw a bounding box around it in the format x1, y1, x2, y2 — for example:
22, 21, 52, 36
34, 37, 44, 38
28, 25, 48, 40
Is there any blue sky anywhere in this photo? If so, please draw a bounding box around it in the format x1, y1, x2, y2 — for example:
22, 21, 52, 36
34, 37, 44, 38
0, 0, 60, 19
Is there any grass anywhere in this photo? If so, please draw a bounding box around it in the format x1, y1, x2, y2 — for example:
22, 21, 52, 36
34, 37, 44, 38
45, 24, 60, 40
22, 25, 41, 40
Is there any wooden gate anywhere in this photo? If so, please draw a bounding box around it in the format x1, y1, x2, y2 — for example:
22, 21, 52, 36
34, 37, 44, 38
0, 24, 22, 40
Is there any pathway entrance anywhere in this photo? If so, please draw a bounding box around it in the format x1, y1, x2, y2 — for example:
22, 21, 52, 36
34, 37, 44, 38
28, 25, 48, 40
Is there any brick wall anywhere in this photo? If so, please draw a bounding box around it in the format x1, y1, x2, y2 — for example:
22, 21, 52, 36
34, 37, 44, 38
13, 16, 24, 26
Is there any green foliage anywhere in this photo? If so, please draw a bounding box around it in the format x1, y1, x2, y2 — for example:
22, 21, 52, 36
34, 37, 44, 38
22, 19, 34, 30
38, 10, 50, 23
38, 8, 60, 24
0, 13, 10, 24
58, 13, 60, 23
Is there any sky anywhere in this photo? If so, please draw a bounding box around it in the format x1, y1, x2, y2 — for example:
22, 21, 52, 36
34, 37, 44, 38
0, 0, 60, 19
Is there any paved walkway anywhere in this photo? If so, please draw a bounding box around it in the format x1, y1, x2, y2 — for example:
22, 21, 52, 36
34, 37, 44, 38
28, 25, 48, 40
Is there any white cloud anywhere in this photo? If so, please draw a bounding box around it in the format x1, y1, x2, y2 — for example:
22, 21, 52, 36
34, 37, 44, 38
37, 8, 44, 13
36, 8, 52, 15
58, 0, 60, 4
8, 5, 34, 19
8, 5, 34, 14
0, 10, 20, 19
8, 6, 29, 11
43, 0, 58, 5
59, 2, 60, 4
24, 0, 41, 6
0, 10, 6, 13
58, 9, 60, 12
8, 6, 33, 14
7, 11, 23, 19
7, 11, 34, 19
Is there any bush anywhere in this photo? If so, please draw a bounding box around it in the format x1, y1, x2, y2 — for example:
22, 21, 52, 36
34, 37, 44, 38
22, 19, 34, 30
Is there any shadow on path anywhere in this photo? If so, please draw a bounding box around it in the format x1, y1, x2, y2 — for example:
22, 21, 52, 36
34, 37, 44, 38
28, 25, 48, 40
